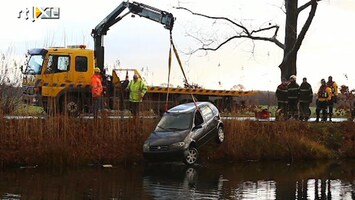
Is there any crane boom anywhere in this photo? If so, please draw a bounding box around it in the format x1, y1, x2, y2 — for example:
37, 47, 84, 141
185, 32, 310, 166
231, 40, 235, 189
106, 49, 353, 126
91, 1, 175, 73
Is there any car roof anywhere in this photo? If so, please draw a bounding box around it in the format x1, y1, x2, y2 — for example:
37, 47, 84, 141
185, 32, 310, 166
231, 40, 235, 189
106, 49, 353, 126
167, 102, 213, 113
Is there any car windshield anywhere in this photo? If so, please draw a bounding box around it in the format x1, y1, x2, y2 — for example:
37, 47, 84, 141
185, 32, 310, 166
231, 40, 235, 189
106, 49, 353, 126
155, 112, 193, 132
23, 54, 44, 75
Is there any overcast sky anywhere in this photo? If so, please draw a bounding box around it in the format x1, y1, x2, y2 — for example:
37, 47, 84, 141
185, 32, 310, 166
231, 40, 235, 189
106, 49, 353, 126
1, 0, 355, 91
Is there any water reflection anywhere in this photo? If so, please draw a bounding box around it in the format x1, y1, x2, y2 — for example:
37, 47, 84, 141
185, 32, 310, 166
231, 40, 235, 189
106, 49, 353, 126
0, 160, 353, 199
142, 160, 355, 200
143, 163, 225, 199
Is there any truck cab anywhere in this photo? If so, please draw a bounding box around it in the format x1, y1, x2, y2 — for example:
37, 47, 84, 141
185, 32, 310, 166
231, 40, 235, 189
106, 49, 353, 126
22, 45, 95, 115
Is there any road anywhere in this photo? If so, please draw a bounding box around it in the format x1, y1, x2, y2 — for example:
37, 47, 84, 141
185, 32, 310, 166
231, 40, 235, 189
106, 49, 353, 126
3, 115, 351, 122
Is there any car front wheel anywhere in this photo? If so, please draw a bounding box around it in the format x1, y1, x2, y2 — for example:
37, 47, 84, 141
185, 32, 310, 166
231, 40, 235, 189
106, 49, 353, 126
216, 126, 225, 143
184, 147, 198, 165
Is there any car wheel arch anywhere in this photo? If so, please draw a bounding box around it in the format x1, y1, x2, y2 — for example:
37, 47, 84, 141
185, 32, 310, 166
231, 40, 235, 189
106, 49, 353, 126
189, 141, 197, 149
218, 122, 224, 129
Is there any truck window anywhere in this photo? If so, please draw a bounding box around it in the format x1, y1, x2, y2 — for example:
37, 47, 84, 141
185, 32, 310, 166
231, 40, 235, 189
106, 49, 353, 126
75, 56, 88, 72
25, 54, 43, 75
46, 55, 70, 73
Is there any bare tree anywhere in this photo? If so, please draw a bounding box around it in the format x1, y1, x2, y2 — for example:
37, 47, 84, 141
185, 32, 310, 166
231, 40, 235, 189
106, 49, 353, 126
0, 49, 22, 114
176, 0, 321, 80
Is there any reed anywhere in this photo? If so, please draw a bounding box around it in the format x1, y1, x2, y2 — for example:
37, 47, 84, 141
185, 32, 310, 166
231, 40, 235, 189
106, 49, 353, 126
215, 120, 355, 162
0, 114, 354, 169
0, 114, 158, 168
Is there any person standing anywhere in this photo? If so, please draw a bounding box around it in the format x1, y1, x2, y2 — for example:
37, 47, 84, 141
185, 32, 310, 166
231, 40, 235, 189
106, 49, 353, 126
287, 75, 300, 120
119, 74, 130, 110
327, 76, 338, 121
275, 78, 289, 120
299, 77, 313, 121
316, 79, 332, 122
126, 74, 148, 116
91, 67, 104, 118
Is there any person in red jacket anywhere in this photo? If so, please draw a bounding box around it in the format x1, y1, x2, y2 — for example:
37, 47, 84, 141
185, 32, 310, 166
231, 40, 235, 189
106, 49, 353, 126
91, 67, 104, 118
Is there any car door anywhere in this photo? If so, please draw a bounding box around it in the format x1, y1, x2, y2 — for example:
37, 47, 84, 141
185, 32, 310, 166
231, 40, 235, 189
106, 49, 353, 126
192, 109, 205, 147
200, 105, 217, 143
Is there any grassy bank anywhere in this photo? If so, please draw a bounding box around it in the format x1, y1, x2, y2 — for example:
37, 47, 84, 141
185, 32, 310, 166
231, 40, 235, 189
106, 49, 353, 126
208, 120, 355, 162
0, 115, 354, 168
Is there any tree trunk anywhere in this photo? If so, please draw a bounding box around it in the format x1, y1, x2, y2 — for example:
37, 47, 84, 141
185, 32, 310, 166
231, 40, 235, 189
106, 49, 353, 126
280, 0, 298, 80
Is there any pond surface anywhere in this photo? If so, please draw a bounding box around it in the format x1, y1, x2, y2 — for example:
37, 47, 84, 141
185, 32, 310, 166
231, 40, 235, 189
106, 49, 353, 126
0, 160, 354, 200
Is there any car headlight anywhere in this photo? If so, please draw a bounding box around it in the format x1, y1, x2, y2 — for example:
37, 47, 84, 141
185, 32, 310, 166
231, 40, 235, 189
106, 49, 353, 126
170, 142, 186, 149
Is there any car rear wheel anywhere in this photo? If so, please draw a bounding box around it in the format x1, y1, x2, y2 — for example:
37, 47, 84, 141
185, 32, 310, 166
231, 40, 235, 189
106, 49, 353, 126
216, 126, 225, 143
184, 147, 198, 165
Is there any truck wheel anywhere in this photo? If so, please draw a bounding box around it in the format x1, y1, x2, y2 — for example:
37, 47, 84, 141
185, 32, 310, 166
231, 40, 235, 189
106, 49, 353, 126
183, 147, 198, 165
61, 96, 81, 117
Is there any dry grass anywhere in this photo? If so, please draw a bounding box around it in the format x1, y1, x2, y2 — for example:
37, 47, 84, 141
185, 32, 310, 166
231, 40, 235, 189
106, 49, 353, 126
0, 114, 158, 168
0, 114, 354, 169
201, 120, 355, 163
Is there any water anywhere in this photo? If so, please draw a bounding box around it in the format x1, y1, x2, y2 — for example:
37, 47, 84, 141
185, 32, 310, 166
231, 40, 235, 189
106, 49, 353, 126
0, 160, 354, 200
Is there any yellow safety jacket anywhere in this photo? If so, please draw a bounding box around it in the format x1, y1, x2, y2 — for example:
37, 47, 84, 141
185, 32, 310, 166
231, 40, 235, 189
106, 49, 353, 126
317, 86, 332, 102
127, 79, 148, 102
327, 81, 338, 97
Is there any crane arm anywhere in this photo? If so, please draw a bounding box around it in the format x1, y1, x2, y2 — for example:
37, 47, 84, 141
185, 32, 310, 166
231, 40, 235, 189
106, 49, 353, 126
91, 1, 175, 72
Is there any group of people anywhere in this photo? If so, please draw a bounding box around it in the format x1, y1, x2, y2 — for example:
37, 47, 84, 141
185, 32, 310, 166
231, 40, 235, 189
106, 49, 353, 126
92, 67, 341, 121
91, 67, 147, 118
276, 75, 338, 122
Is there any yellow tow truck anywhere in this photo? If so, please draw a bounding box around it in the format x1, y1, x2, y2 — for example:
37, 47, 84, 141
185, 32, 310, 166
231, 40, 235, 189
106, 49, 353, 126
21, 1, 256, 116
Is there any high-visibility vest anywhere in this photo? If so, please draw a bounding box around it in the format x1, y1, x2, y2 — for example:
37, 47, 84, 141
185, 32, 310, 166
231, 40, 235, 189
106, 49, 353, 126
127, 79, 148, 102
91, 74, 103, 98
317, 85, 332, 102
327, 81, 338, 97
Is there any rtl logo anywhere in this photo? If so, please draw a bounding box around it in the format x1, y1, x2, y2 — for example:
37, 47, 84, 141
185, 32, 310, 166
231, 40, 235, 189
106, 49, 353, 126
18, 7, 60, 22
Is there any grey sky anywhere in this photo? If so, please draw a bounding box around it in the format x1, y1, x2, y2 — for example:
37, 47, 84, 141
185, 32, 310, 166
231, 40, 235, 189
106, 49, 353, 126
1, 0, 355, 91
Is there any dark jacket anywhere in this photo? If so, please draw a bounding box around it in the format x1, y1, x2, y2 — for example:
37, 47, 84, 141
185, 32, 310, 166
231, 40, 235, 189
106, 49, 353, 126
287, 81, 300, 100
276, 83, 288, 103
299, 82, 313, 103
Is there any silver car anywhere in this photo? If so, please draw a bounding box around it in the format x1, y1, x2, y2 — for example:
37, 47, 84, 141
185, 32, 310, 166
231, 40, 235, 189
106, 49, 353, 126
143, 102, 225, 165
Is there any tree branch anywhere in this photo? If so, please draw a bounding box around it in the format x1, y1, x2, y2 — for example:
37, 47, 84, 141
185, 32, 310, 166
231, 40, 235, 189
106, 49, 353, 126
250, 25, 278, 35
175, 7, 250, 34
298, 0, 322, 14
175, 6, 284, 52
294, 0, 318, 52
